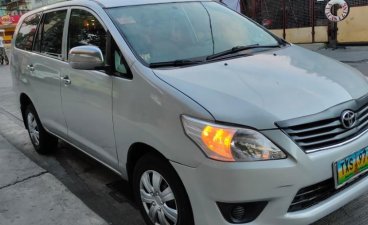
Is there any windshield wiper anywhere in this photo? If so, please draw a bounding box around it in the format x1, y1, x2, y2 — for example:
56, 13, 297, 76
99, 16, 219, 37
206, 44, 280, 60
149, 44, 281, 67
149, 59, 204, 68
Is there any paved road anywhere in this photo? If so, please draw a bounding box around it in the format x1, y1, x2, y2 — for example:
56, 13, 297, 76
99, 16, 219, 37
1, 55, 368, 225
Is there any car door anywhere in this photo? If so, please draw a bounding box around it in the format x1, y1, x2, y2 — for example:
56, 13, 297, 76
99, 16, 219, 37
30, 9, 69, 137
13, 13, 42, 103
60, 7, 118, 170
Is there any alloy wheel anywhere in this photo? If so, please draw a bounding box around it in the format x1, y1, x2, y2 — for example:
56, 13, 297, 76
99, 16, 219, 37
140, 170, 178, 225
27, 112, 40, 146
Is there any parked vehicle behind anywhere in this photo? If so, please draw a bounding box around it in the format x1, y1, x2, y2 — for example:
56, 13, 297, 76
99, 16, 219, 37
10, 1, 368, 225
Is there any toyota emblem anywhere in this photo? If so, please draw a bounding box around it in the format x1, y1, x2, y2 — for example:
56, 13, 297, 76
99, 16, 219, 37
341, 110, 356, 129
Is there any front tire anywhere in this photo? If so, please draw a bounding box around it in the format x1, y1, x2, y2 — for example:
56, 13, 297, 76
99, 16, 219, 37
25, 104, 58, 154
133, 153, 194, 225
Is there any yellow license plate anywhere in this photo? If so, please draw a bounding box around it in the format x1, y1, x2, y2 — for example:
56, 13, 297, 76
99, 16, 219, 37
334, 147, 368, 189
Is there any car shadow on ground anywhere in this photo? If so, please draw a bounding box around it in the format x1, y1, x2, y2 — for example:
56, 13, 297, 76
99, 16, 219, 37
54, 140, 145, 225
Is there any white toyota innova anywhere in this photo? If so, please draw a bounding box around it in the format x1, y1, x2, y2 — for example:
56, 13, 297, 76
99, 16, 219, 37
11, 1, 368, 225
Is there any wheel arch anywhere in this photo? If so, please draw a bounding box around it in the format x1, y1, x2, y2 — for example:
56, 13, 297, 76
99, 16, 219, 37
20, 93, 34, 129
126, 142, 169, 182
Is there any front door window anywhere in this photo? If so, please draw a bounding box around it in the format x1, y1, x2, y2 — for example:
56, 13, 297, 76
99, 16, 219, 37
68, 9, 107, 58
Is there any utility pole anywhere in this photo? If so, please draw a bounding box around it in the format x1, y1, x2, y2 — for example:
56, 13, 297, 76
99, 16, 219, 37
327, 5, 338, 48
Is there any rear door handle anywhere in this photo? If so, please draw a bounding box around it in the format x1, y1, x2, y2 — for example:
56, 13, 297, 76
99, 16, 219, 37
27, 65, 35, 72
61, 75, 72, 85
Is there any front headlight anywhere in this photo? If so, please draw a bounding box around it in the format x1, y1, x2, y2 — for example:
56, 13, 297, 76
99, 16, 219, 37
181, 115, 287, 162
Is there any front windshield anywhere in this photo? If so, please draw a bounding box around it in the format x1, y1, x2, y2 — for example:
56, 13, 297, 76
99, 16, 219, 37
107, 2, 279, 65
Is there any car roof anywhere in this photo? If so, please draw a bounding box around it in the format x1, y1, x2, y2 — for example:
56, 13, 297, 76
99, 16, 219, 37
97, 0, 212, 8
19, 0, 213, 22
34, 0, 213, 10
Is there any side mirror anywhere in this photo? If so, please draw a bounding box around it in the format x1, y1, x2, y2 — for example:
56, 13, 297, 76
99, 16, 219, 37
68, 46, 104, 70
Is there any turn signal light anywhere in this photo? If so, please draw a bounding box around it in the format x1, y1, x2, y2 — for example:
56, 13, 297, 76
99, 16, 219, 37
201, 126, 236, 161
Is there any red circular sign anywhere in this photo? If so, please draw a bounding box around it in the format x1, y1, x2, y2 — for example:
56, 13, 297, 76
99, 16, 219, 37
325, 0, 350, 22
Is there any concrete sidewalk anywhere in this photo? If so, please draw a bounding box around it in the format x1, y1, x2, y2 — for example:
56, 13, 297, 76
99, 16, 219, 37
299, 44, 368, 76
0, 131, 108, 225
299, 43, 368, 63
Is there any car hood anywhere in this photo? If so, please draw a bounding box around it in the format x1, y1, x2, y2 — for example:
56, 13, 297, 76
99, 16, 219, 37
153, 45, 368, 129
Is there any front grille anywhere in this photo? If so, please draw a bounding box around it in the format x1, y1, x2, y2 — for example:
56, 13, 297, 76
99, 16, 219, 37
277, 96, 368, 152
288, 172, 368, 212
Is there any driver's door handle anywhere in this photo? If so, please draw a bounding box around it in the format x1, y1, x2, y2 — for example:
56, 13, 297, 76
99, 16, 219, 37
61, 75, 71, 85
27, 64, 35, 72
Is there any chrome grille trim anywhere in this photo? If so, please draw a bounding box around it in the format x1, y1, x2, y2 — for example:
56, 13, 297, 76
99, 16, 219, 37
276, 95, 368, 153
304, 129, 368, 153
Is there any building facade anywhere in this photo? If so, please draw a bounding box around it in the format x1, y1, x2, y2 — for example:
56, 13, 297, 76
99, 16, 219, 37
0, 0, 62, 44
220, 0, 368, 44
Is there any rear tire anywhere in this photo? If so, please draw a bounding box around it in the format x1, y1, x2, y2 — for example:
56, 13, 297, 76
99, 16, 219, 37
133, 153, 194, 225
24, 104, 58, 154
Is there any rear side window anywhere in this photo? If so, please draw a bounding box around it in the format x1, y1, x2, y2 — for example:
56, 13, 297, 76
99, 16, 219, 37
37, 10, 67, 58
15, 13, 41, 51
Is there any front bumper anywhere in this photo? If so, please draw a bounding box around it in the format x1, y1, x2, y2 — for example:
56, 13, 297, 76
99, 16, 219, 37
171, 129, 368, 225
